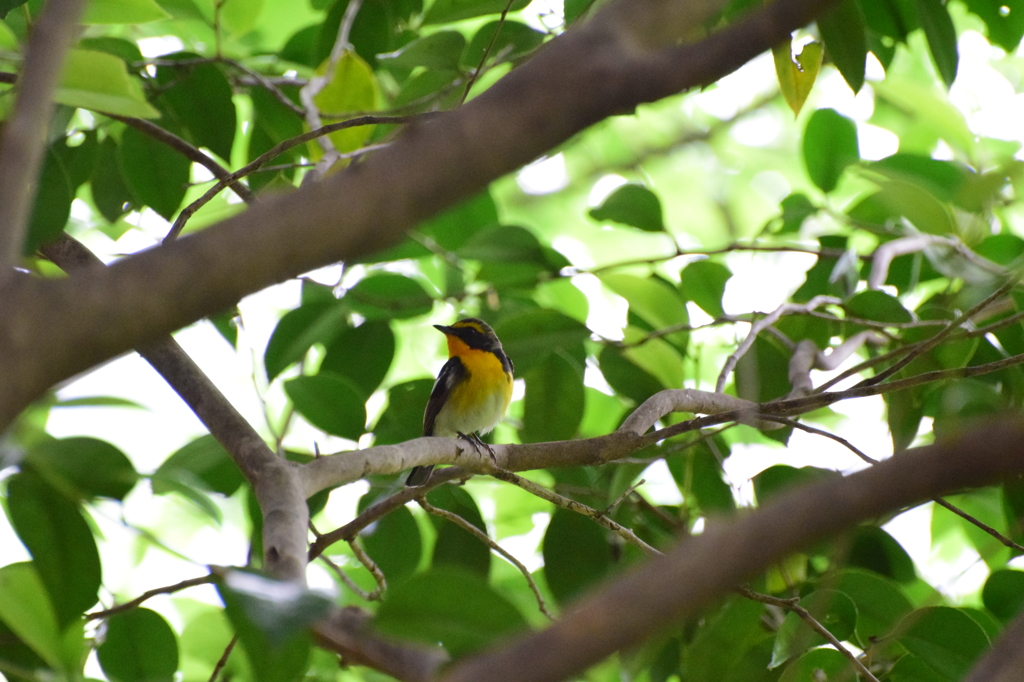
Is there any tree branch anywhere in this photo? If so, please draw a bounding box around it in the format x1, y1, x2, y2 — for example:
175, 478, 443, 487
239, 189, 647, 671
0, 0, 88, 281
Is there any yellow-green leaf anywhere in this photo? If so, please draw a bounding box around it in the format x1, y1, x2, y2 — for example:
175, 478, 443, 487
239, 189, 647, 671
773, 39, 822, 116
219, 0, 263, 36
83, 0, 170, 24
307, 50, 379, 160
56, 49, 160, 118
0, 19, 18, 50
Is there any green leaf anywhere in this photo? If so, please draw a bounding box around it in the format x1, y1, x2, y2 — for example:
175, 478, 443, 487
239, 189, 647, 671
666, 442, 735, 513
772, 39, 823, 116
735, 335, 795, 404
522, 350, 585, 443
5, 472, 101, 629
97, 608, 178, 682
0, 563, 65, 671
217, 570, 330, 682
803, 108, 860, 193
916, 0, 959, 88
844, 290, 912, 323
428, 486, 491, 577
379, 31, 466, 69
896, 607, 989, 679
83, 0, 170, 23
320, 320, 395, 397
55, 49, 160, 118
458, 225, 554, 288
964, 0, 1024, 51
680, 260, 732, 318
24, 147, 71, 254
247, 85, 303, 191
776, 193, 817, 234
818, 0, 868, 92
52, 130, 98, 192
462, 20, 544, 68
680, 596, 766, 681
754, 466, 839, 504
861, 0, 917, 41
154, 434, 244, 497
423, 0, 530, 24
601, 274, 689, 349
149, 472, 224, 524
543, 507, 613, 604
848, 526, 916, 582
219, 0, 263, 35
771, 589, 857, 667
373, 567, 528, 658
26, 436, 138, 501
779, 648, 850, 682
834, 568, 913, 646
284, 373, 367, 439
493, 308, 589, 375
983, 569, 1024, 623
117, 125, 190, 221
345, 273, 433, 321
153, 53, 236, 160
598, 345, 664, 405
373, 379, 435, 445
309, 50, 378, 156
589, 184, 665, 232
358, 496, 422, 583
264, 301, 348, 382
90, 135, 136, 223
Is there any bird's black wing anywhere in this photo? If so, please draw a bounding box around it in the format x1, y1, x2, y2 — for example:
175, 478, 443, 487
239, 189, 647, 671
423, 355, 466, 436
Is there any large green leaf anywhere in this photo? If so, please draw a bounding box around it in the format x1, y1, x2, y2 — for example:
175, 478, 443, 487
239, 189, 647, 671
153, 434, 244, 497
493, 308, 589, 375
97, 608, 179, 682
373, 379, 435, 445
284, 373, 367, 439
374, 568, 528, 658
964, 0, 1024, 51
83, 0, 170, 23
522, 350, 585, 443
543, 507, 613, 604
0, 563, 70, 672
309, 50, 378, 156
264, 300, 348, 382
26, 436, 138, 501
5, 472, 101, 629
803, 108, 860, 193
589, 184, 665, 232
118, 125, 190, 221
916, 0, 959, 88
320, 320, 396, 397
423, 0, 530, 24
896, 607, 989, 679
56, 49, 159, 118
24, 147, 71, 254
153, 53, 237, 160
90, 135, 136, 223
817, 0, 868, 92
379, 31, 466, 70
428, 485, 491, 577
344, 273, 433, 321
770, 589, 857, 667
680, 260, 732, 319
358, 495, 423, 583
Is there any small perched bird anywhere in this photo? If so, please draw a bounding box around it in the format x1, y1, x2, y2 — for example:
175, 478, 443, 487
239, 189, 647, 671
406, 318, 514, 486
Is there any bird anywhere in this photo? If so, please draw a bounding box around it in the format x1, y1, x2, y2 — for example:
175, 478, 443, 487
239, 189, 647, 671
406, 318, 514, 486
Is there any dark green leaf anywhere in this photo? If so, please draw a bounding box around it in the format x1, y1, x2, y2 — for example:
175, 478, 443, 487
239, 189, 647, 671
358, 497, 422, 583
896, 607, 989, 679
793, 236, 852, 302
778, 648, 850, 682
870, 153, 966, 202
118, 125, 190, 221
964, 0, 1024, 51
735, 334, 795, 403
803, 108, 860, 192
26, 436, 138, 501
320, 320, 395, 397
459, 225, 553, 288
493, 308, 589, 375
428, 486, 490, 577
284, 373, 367, 439
373, 568, 528, 658
848, 180, 956, 235
753, 465, 839, 504
771, 589, 857, 667
543, 507, 613, 604
680, 260, 731, 318
776, 193, 817, 234
680, 596, 766, 681
598, 345, 664, 404
248, 86, 303, 191
0, 563, 65, 672
983, 569, 1024, 623
589, 184, 665, 232
818, 0, 868, 92
209, 307, 239, 346
848, 526, 916, 582
90, 135, 136, 223
5, 472, 101, 628
374, 379, 434, 445
462, 20, 544, 68
378, 31, 466, 69
52, 130, 98, 191
345, 273, 433, 321
77, 37, 144, 67
522, 351, 585, 443
833, 568, 913, 646
887, 388, 923, 451
153, 434, 244, 497
153, 53, 236, 160
264, 300, 348, 382
916, 0, 959, 88
24, 147, 71, 254
860, 0, 916, 41
844, 290, 912, 323
97, 608, 178, 682
0, 0, 28, 19
680, 444, 735, 513
423, 0, 530, 24
975, 233, 1024, 266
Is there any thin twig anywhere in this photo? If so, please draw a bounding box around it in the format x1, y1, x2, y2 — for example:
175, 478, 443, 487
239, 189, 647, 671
460, 0, 517, 104
419, 498, 555, 620
349, 538, 387, 600
318, 553, 381, 601
489, 469, 660, 556
857, 278, 1017, 388
208, 635, 238, 682
604, 478, 645, 514
737, 587, 881, 682
85, 575, 216, 621
220, 58, 305, 117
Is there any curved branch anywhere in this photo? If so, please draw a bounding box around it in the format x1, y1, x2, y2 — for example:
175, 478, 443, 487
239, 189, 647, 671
441, 416, 1024, 682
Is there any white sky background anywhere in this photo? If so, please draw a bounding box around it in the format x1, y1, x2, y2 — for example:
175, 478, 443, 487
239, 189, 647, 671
5, 9, 1024, 623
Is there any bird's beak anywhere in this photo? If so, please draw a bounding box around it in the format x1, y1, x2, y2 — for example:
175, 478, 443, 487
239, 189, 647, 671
434, 324, 452, 334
